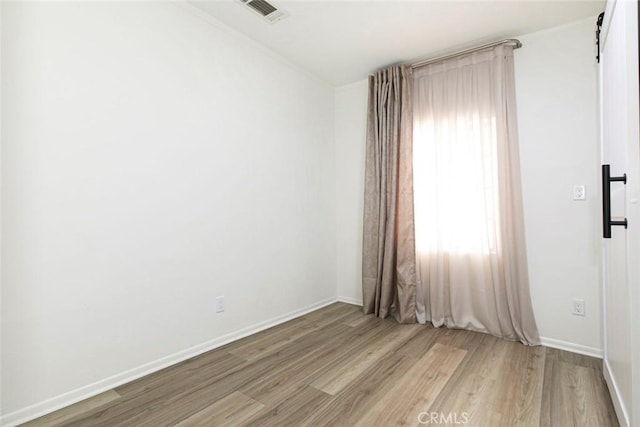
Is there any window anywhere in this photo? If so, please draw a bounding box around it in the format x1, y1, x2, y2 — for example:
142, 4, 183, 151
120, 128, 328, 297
413, 112, 499, 255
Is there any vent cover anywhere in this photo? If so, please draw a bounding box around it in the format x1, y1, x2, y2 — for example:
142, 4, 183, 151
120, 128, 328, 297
239, 0, 288, 23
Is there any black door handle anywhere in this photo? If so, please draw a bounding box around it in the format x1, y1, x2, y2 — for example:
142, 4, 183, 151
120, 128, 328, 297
602, 164, 628, 238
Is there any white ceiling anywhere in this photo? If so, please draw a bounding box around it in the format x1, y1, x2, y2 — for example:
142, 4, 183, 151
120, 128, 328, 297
190, 0, 605, 86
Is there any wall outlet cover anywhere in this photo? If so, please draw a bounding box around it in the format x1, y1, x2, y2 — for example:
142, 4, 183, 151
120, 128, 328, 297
216, 296, 225, 313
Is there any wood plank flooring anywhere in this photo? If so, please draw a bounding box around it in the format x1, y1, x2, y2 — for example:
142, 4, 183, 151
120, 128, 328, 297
24, 303, 619, 427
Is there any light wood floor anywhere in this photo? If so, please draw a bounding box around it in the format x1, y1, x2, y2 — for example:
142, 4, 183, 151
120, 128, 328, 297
24, 303, 618, 427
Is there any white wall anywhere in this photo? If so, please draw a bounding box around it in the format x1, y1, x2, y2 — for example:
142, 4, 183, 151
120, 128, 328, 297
1, 1, 335, 421
516, 17, 601, 354
335, 18, 602, 354
335, 80, 368, 305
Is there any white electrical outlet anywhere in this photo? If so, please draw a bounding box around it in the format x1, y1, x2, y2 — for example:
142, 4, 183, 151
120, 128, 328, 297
572, 298, 585, 316
573, 185, 586, 200
216, 296, 225, 313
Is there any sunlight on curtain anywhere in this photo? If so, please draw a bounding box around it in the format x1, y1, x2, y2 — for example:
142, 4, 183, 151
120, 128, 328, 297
414, 114, 498, 255
412, 45, 540, 344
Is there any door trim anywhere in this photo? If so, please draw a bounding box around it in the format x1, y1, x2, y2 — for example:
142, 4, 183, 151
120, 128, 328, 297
604, 359, 630, 427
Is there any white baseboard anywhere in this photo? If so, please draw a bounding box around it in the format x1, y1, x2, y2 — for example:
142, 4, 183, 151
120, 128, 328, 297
539, 336, 603, 358
0, 297, 338, 427
603, 358, 630, 427
337, 296, 363, 306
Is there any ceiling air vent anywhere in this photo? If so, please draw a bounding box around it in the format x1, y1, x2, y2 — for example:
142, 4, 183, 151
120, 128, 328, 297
239, 0, 288, 23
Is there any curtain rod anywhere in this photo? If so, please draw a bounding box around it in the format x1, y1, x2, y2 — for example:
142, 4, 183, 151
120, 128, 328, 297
411, 39, 522, 69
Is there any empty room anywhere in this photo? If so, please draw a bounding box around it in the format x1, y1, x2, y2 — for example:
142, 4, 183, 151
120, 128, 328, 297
1, 0, 639, 426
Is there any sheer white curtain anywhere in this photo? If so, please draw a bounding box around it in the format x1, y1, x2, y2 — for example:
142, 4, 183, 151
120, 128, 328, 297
412, 44, 540, 345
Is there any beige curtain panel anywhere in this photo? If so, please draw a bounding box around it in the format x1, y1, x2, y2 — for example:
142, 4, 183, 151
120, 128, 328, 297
362, 65, 417, 324
362, 44, 540, 345
412, 44, 539, 345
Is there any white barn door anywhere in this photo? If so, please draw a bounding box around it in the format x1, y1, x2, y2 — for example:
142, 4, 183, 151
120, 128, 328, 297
600, 1, 640, 426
